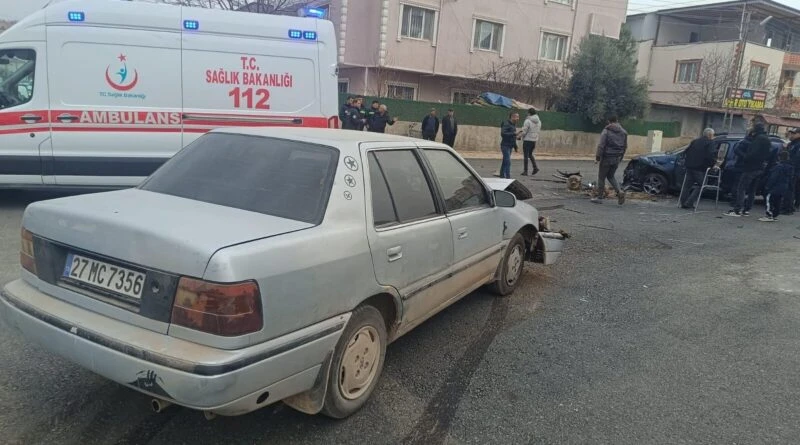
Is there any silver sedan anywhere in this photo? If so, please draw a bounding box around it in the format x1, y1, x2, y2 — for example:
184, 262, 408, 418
1, 128, 565, 419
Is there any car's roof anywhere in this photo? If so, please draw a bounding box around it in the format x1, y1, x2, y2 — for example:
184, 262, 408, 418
210, 127, 432, 147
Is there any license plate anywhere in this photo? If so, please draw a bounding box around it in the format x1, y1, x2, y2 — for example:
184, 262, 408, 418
63, 254, 145, 300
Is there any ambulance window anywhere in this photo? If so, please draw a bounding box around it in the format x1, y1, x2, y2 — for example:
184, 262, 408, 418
0, 49, 35, 109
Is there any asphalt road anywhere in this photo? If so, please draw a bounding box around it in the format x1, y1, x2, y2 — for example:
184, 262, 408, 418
2, 159, 800, 444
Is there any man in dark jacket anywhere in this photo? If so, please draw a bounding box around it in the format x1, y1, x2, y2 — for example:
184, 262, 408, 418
760, 150, 795, 222
342, 97, 365, 131
421, 109, 439, 141
725, 118, 772, 217
680, 128, 716, 209
591, 116, 628, 205
367, 104, 397, 133
782, 127, 800, 214
339, 96, 353, 127
442, 109, 458, 148
498, 112, 520, 179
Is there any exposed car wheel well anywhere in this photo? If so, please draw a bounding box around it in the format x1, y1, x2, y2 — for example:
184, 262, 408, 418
518, 224, 538, 254
360, 294, 399, 340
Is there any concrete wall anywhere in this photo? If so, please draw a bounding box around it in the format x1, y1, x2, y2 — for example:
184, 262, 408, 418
384, 121, 691, 157
647, 104, 706, 138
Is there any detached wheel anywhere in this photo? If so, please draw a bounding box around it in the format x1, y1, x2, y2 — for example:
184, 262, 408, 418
490, 233, 526, 296
642, 172, 668, 195
321, 305, 387, 419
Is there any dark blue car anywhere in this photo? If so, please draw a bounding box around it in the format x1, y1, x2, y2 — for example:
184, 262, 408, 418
622, 134, 786, 196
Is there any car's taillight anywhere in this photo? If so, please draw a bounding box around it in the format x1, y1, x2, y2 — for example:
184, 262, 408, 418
171, 277, 263, 337
328, 116, 339, 129
20, 228, 36, 274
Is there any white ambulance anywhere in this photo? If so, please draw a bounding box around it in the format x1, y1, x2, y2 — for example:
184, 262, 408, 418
0, 0, 338, 188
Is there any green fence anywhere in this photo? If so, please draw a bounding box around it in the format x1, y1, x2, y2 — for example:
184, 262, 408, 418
340, 94, 681, 138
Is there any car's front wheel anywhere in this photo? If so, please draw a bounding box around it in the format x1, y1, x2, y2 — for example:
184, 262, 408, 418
321, 305, 387, 419
490, 233, 526, 296
642, 172, 669, 195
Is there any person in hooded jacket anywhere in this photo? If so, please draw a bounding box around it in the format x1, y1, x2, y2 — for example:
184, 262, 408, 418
725, 117, 772, 217
782, 127, 800, 214
591, 116, 628, 205
760, 150, 795, 222
520, 108, 542, 176
680, 128, 716, 209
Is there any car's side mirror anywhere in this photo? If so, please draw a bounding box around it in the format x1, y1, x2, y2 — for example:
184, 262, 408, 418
494, 190, 516, 208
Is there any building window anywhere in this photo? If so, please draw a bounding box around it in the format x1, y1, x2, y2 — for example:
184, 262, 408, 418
473, 20, 504, 52
400, 4, 436, 41
338, 79, 349, 94
548, 0, 573, 5
386, 83, 417, 100
748, 63, 768, 88
539, 32, 568, 61
452, 89, 479, 104
675, 60, 700, 83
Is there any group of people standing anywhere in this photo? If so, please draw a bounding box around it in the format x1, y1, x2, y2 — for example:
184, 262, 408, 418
680, 116, 800, 222
339, 96, 398, 133
421, 108, 459, 147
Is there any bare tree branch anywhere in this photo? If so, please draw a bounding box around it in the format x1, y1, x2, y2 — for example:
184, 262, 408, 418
157, 0, 311, 14
450, 58, 569, 110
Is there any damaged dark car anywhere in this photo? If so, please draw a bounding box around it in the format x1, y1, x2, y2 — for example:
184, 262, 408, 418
622, 134, 786, 196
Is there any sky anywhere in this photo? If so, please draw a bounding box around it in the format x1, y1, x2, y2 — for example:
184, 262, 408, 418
2, 0, 800, 21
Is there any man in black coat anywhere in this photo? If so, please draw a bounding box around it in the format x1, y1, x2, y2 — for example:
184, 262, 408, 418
442, 109, 458, 148
421, 109, 440, 141
680, 128, 716, 209
367, 104, 397, 133
725, 117, 772, 217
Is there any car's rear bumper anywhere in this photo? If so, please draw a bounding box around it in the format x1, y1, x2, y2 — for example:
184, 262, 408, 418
0, 279, 348, 416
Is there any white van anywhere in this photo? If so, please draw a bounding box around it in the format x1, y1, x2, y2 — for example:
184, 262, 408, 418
0, 0, 338, 188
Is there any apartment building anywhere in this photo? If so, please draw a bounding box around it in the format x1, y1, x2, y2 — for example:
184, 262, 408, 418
629, 0, 800, 123
316, 0, 626, 105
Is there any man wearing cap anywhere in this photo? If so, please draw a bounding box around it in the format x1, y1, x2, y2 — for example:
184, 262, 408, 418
784, 127, 800, 214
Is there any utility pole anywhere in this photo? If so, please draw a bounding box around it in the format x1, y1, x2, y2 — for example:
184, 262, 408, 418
724, 3, 750, 132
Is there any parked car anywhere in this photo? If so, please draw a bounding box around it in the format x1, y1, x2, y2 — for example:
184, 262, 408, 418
623, 134, 786, 196
0, 128, 565, 420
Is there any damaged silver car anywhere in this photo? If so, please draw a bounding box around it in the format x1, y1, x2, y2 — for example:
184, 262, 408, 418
1, 128, 565, 419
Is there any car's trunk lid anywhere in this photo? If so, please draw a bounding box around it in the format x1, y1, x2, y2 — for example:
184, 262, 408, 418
23, 189, 312, 331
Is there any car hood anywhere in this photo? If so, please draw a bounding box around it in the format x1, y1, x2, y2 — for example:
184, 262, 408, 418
632, 152, 678, 165
482, 178, 534, 200
23, 189, 313, 277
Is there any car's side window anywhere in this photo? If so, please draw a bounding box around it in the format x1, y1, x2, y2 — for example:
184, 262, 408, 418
368, 150, 438, 227
423, 149, 489, 213
368, 153, 399, 227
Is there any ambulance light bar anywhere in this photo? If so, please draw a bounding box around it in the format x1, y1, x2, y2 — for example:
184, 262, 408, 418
68, 11, 85, 22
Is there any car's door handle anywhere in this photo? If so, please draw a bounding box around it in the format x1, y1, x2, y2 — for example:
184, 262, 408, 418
56, 113, 78, 123
387, 246, 403, 262
20, 114, 42, 123
457, 228, 468, 240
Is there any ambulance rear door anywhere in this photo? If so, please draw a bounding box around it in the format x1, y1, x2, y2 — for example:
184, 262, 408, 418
180, 8, 323, 145
45, 3, 183, 187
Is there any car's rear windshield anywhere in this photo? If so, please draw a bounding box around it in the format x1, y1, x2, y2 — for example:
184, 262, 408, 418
141, 133, 339, 224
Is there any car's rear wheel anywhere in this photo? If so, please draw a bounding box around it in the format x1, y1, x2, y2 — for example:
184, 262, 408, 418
642, 172, 668, 195
321, 305, 387, 419
490, 233, 526, 297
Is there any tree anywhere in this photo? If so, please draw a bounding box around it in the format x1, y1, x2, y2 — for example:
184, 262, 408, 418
678, 47, 781, 109
159, 0, 311, 15
451, 58, 569, 110
559, 26, 649, 123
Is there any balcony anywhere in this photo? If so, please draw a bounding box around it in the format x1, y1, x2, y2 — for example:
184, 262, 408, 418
785, 52, 800, 70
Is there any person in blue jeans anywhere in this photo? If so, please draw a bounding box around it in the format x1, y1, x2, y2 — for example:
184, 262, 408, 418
499, 112, 520, 179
